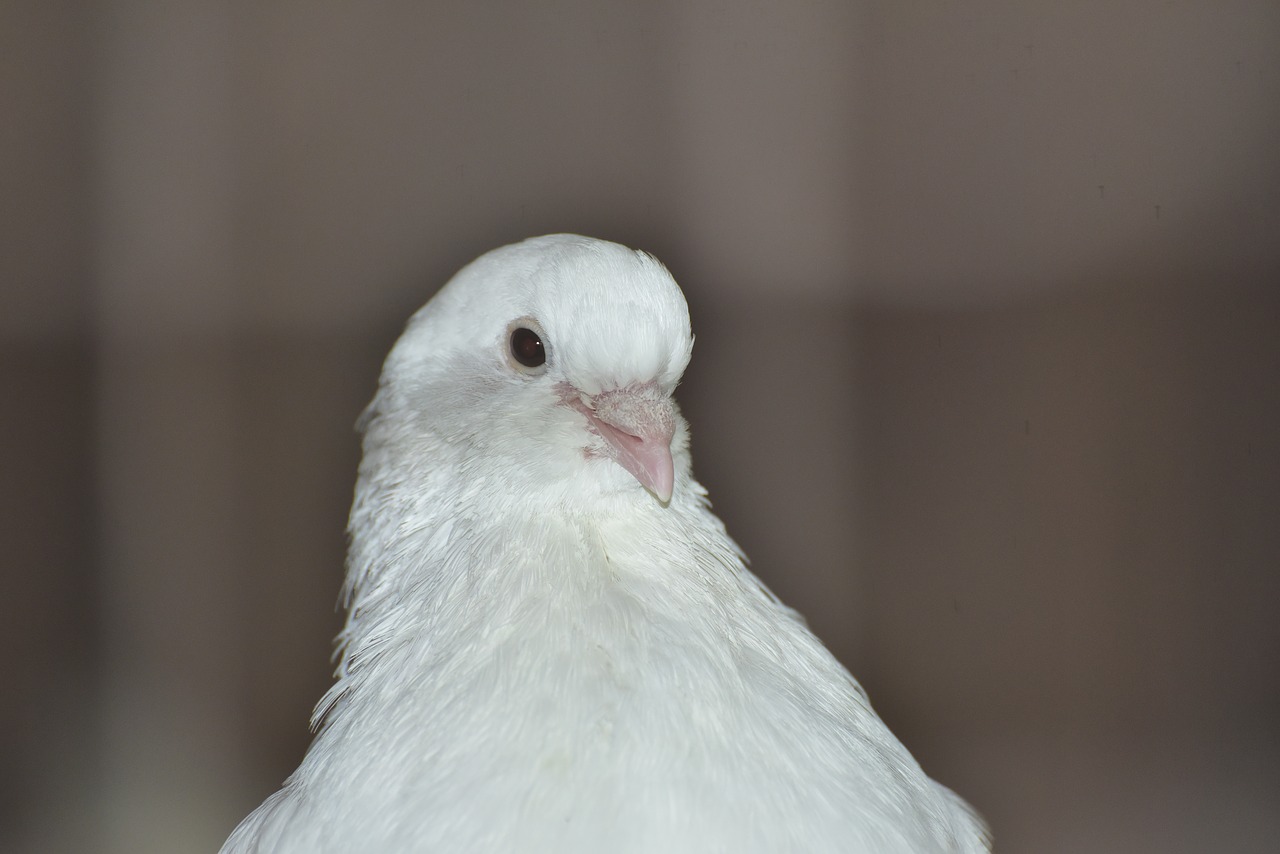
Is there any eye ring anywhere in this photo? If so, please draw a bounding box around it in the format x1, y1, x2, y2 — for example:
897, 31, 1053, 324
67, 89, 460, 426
505, 319, 548, 375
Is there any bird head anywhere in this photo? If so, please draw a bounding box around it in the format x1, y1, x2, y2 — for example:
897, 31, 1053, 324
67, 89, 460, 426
367, 234, 695, 507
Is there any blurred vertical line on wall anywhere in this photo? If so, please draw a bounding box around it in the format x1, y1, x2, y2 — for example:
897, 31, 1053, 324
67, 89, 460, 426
0, 2, 97, 853
663, 0, 872, 661
89, 3, 248, 852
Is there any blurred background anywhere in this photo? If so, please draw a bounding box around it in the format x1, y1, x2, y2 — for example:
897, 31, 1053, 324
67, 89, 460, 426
4, 1, 1279, 851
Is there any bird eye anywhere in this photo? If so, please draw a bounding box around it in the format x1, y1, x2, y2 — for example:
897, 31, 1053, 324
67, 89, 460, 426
509, 326, 546, 371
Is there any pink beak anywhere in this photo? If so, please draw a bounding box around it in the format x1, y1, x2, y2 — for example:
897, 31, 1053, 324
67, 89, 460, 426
569, 384, 676, 503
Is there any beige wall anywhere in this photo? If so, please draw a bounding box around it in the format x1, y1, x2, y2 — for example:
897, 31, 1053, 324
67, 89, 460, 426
3, 2, 1278, 852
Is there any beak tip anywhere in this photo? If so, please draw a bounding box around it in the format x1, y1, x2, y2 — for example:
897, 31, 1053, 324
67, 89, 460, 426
620, 443, 673, 505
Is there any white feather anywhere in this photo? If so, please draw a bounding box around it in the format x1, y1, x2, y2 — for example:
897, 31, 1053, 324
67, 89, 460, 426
222, 234, 989, 853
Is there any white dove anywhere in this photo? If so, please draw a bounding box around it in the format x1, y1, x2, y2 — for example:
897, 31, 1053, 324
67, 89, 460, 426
222, 234, 989, 853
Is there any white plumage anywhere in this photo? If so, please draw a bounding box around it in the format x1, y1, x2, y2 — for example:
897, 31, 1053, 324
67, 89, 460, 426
222, 235, 989, 853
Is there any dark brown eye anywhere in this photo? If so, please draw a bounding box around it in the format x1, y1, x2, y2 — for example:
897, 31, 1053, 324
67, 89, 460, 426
509, 327, 546, 369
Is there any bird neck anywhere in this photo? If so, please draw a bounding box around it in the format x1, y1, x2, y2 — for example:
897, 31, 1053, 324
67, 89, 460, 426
319, 434, 700, 720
